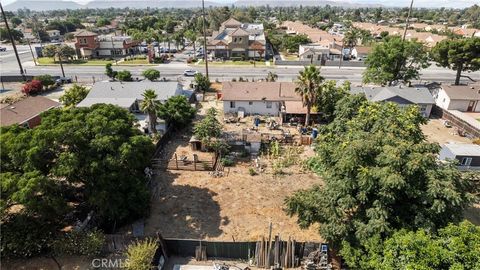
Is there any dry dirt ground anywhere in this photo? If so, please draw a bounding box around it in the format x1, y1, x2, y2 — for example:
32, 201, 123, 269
144, 93, 323, 242
421, 117, 473, 145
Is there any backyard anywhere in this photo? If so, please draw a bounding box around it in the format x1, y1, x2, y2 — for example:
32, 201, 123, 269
144, 94, 323, 242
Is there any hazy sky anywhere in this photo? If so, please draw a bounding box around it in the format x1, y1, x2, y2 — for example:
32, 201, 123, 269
2, 0, 479, 8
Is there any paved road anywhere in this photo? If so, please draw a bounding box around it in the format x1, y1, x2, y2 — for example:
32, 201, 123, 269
1, 43, 479, 85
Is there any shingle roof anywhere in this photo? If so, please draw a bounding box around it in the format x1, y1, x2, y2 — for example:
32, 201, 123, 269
77, 81, 181, 108
443, 143, 480, 156
231, 28, 250, 37
222, 82, 301, 101
0, 96, 60, 126
350, 86, 435, 104
222, 18, 242, 28
74, 30, 98, 37
441, 84, 480, 100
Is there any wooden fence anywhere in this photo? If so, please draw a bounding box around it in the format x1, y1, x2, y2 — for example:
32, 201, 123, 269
432, 106, 480, 138
152, 153, 216, 171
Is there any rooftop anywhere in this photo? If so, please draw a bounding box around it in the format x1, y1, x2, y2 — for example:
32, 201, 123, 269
350, 86, 435, 104
441, 83, 480, 100
0, 96, 60, 126
77, 81, 182, 108
443, 143, 480, 156
222, 82, 300, 102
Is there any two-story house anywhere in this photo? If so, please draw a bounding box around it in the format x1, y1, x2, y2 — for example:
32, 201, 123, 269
207, 18, 266, 60
74, 30, 100, 58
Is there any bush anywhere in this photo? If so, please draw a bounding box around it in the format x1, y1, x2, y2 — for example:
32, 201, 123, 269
249, 168, 257, 176
221, 157, 234, 167
1, 215, 56, 258
52, 229, 105, 256
142, 69, 160, 81
125, 238, 158, 270
22, 80, 43, 95
34, 74, 55, 90
116, 70, 133, 81
59, 84, 90, 107
473, 138, 480, 145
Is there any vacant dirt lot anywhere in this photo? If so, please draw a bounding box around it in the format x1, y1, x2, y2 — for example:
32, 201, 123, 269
421, 118, 472, 145
145, 93, 322, 242
145, 144, 323, 242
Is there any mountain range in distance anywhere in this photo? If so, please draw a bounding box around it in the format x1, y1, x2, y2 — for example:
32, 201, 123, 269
4, 0, 383, 11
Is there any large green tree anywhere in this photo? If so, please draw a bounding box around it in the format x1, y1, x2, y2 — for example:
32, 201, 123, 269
295, 65, 324, 126
341, 221, 480, 269
431, 37, 480, 85
142, 69, 160, 81
1, 105, 154, 257
286, 96, 474, 258
363, 36, 430, 86
157, 95, 196, 129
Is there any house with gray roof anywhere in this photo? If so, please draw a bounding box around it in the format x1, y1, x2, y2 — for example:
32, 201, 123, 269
77, 81, 185, 134
350, 85, 435, 117
439, 143, 480, 170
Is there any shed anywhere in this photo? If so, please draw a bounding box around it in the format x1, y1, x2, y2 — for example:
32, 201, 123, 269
439, 143, 480, 170
189, 136, 202, 151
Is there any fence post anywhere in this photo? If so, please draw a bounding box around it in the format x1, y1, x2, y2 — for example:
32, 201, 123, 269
175, 153, 178, 170
193, 154, 197, 171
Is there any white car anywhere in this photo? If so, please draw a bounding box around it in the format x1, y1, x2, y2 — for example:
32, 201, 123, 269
183, 70, 198, 76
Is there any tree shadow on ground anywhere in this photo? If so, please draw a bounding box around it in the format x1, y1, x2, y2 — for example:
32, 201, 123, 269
145, 170, 226, 239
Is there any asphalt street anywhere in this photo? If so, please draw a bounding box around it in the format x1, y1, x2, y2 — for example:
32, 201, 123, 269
1, 44, 479, 85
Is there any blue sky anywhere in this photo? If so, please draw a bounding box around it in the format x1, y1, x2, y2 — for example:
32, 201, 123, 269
2, 0, 479, 8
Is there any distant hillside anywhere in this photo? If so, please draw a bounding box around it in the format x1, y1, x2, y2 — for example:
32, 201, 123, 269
4, 0, 83, 11
4, 0, 221, 11
85, 0, 220, 9
232, 0, 382, 8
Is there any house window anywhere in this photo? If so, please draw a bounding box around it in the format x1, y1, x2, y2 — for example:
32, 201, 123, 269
266, 101, 272, 108
460, 157, 472, 166
230, 101, 235, 108
234, 38, 237, 43
249, 101, 253, 105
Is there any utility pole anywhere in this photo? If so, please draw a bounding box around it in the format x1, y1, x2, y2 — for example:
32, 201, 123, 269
27, 39, 37, 66
1, 2, 26, 81
403, 0, 414, 41
57, 53, 65, 77
201, 0, 209, 79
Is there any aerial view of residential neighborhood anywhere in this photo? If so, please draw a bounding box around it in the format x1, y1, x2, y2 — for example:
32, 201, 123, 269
1, 0, 480, 269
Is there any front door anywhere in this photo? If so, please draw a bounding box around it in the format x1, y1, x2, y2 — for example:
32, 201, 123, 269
467, 100, 476, 112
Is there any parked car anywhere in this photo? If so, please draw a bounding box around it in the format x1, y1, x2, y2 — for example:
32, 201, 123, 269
170, 48, 177, 53
183, 70, 198, 76
0, 47, 6, 52
55, 77, 72, 86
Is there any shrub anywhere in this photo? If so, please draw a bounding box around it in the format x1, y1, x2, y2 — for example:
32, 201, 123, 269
59, 84, 90, 107
473, 138, 480, 145
221, 157, 234, 167
125, 238, 158, 270
248, 168, 257, 176
22, 80, 43, 95
34, 74, 55, 90
52, 229, 105, 256
116, 70, 133, 81
142, 69, 160, 81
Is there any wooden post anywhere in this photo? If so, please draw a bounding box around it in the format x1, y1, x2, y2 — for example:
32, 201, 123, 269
193, 154, 197, 171
174, 153, 178, 169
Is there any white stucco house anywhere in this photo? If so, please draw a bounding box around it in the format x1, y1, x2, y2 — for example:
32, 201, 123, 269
350, 85, 435, 117
222, 82, 300, 116
298, 43, 330, 62
431, 83, 480, 112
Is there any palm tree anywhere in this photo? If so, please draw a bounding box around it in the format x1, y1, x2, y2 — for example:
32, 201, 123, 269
295, 65, 324, 126
184, 29, 198, 58
266, 71, 278, 82
343, 28, 360, 59
140, 89, 161, 134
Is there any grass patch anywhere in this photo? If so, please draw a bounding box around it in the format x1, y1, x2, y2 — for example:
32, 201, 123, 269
209, 60, 270, 66
118, 59, 151, 65
37, 57, 113, 66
